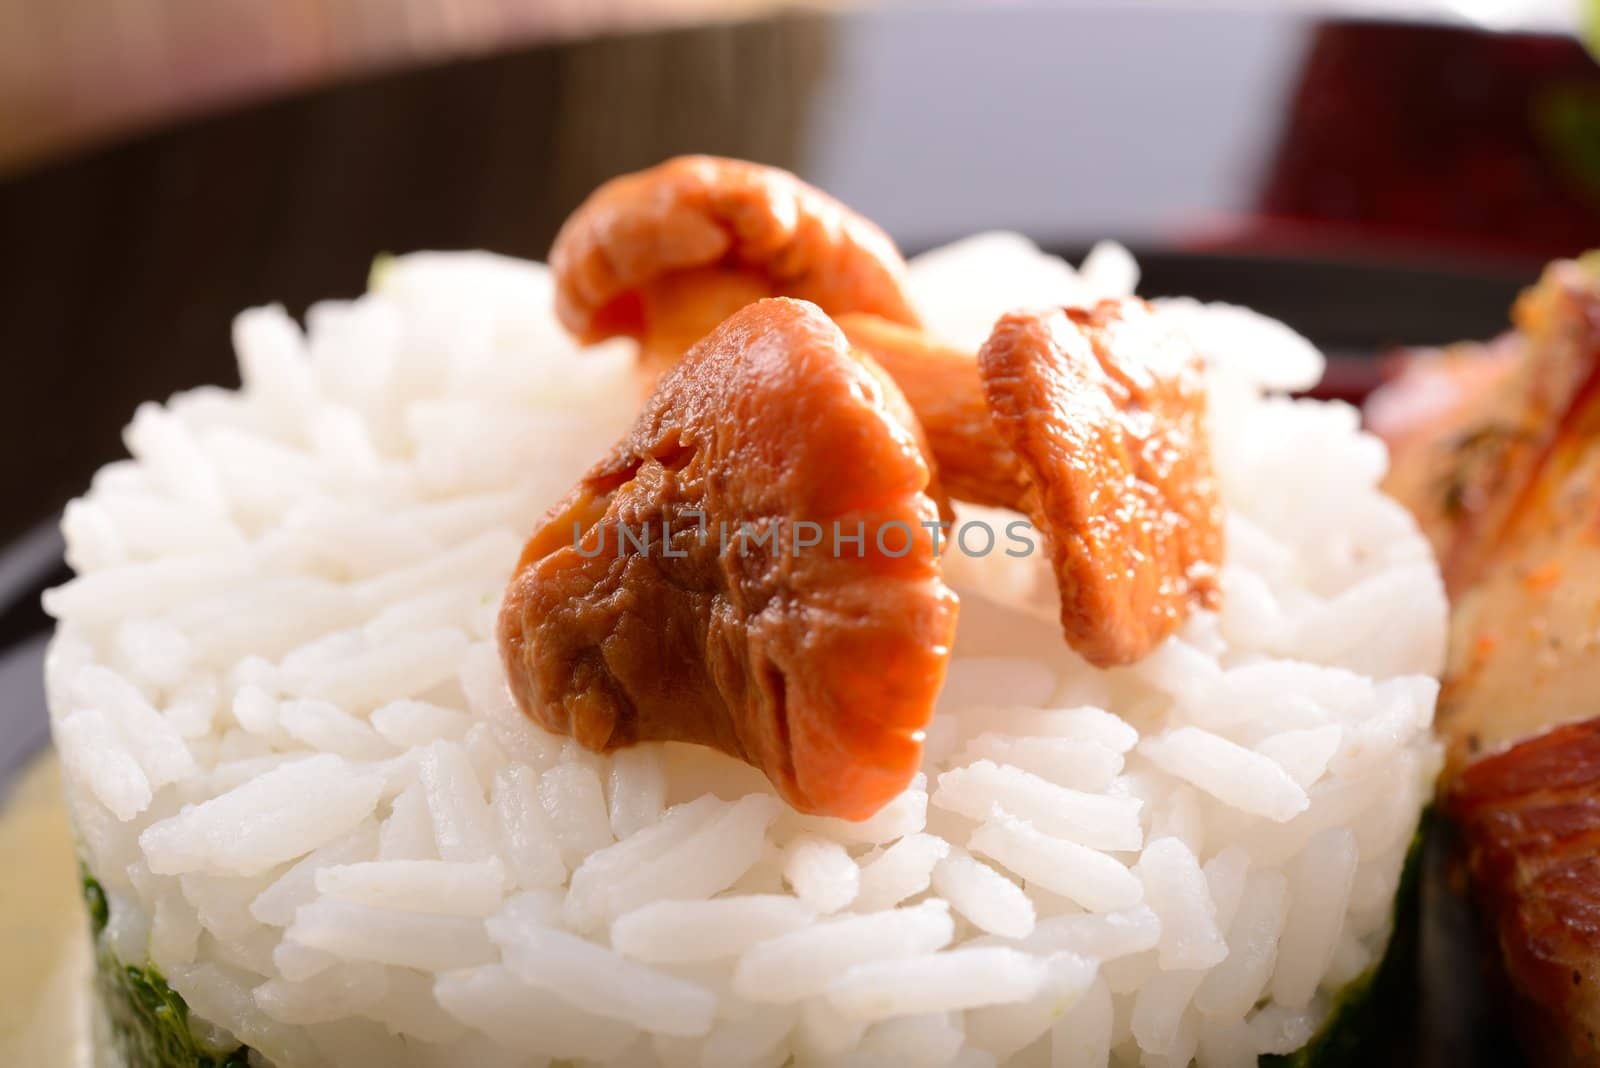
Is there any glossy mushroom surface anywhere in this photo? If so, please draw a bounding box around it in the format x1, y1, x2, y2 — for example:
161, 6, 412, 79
836, 311, 1029, 512
977, 299, 1223, 666
499, 298, 958, 819
551, 155, 920, 376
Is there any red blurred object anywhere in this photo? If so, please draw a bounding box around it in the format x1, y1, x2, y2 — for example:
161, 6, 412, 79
1257, 22, 1600, 261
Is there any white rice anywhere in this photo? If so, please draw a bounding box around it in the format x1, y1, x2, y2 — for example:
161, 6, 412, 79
46, 234, 1445, 1067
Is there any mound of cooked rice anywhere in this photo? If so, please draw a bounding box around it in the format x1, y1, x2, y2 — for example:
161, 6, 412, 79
45, 234, 1445, 1067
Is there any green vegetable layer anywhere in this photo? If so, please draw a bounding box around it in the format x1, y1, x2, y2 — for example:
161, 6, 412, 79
366, 252, 398, 293
83, 868, 254, 1068
1261, 807, 1430, 1068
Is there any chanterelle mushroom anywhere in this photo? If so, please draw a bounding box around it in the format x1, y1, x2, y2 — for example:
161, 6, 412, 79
551, 156, 991, 520
550, 155, 921, 376
977, 299, 1223, 667
498, 298, 959, 819
548, 157, 1217, 670
833, 312, 1030, 512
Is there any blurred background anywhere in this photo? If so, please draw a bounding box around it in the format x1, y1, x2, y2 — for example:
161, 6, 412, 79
0, 0, 1587, 176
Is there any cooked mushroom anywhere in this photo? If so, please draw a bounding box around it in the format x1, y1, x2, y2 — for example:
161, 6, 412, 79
550, 155, 921, 377
834, 312, 1029, 512
498, 298, 959, 820
549, 157, 1219, 670
977, 299, 1223, 667
848, 335, 958, 528
551, 156, 993, 520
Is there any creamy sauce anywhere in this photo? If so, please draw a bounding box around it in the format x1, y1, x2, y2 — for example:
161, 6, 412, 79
0, 751, 96, 1068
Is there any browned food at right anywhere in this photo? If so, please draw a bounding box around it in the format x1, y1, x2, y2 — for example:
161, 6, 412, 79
1374, 255, 1600, 600
1450, 718, 1600, 1068
498, 297, 958, 821
1372, 254, 1600, 1068
977, 299, 1223, 667
1373, 256, 1600, 774
550, 155, 921, 376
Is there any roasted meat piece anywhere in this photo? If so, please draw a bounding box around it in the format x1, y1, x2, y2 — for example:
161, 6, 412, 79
1374, 256, 1600, 771
1375, 256, 1600, 599
1374, 254, 1600, 1066
1450, 719, 1600, 1068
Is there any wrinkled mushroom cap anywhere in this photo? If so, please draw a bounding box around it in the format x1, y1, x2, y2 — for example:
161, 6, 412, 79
550, 156, 921, 345
836, 311, 1030, 512
499, 297, 958, 820
977, 299, 1223, 667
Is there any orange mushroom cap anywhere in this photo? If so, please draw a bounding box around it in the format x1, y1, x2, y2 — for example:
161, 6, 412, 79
550, 155, 921, 353
499, 298, 958, 820
977, 299, 1223, 667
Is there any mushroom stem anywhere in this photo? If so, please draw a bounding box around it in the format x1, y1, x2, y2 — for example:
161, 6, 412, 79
637, 267, 773, 376
835, 312, 1030, 512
